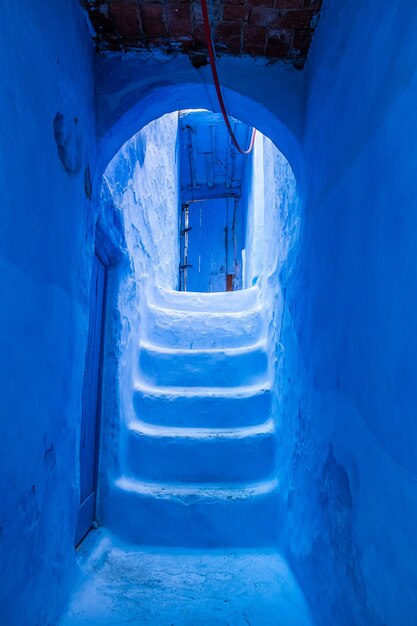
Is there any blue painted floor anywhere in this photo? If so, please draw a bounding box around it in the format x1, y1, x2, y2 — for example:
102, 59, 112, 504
61, 530, 313, 625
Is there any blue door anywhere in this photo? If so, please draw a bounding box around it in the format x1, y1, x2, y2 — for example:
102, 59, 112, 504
75, 251, 106, 546
182, 198, 228, 292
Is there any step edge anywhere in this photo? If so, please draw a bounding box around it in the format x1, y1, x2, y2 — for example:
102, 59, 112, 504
144, 302, 264, 318
127, 418, 276, 440
114, 476, 279, 499
133, 381, 273, 398
153, 284, 260, 300
139, 339, 268, 357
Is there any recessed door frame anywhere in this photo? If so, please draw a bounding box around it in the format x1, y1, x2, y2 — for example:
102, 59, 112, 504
75, 245, 108, 547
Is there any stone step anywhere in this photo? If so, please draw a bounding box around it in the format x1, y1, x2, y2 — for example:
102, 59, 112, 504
132, 382, 272, 428
125, 419, 276, 483
150, 284, 260, 313
106, 476, 281, 547
138, 341, 269, 388
142, 303, 265, 349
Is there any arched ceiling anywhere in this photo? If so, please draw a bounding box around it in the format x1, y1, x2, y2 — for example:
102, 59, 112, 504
81, 0, 323, 68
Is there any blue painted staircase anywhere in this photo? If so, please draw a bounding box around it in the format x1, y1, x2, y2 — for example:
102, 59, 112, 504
107, 284, 279, 547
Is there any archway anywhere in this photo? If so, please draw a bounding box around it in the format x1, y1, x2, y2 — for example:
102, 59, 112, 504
90, 89, 301, 535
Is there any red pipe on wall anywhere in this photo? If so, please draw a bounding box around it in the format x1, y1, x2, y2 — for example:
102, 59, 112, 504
200, 0, 257, 155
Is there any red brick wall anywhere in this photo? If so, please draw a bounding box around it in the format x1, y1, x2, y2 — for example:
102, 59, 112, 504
81, 0, 322, 67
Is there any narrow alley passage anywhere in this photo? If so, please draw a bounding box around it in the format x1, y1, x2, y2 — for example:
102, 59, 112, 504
4, 2, 417, 625
62, 242, 310, 623
59, 109, 304, 622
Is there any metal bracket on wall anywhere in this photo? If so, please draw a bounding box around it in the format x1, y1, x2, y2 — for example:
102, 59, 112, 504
180, 204, 191, 291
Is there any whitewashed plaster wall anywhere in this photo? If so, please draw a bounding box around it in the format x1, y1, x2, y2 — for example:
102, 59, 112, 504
96, 113, 180, 521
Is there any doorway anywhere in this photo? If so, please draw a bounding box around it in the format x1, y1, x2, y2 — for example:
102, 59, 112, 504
178, 110, 251, 292
75, 249, 107, 546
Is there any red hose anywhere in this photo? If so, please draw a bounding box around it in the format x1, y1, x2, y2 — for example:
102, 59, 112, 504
200, 0, 256, 155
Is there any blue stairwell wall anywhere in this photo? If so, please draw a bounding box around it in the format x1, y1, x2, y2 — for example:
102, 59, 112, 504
276, 1, 417, 625
0, 2, 97, 624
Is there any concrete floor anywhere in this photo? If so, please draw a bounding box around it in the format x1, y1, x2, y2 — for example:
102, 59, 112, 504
60, 530, 313, 625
